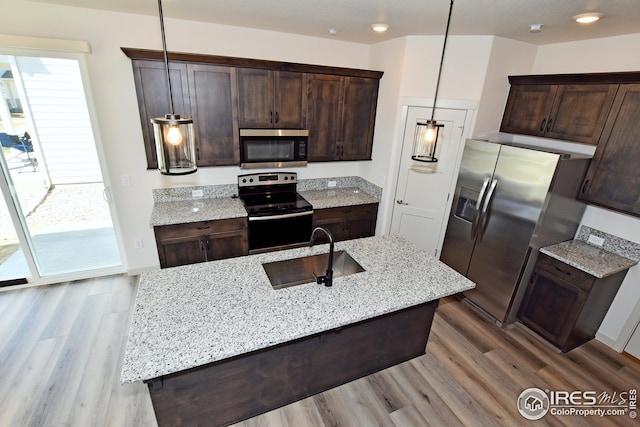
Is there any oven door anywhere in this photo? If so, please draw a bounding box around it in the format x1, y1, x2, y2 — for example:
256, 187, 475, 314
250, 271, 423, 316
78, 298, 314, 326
240, 129, 308, 169
248, 211, 313, 253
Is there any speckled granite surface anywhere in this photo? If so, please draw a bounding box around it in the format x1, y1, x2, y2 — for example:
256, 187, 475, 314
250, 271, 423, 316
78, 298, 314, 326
541, 240, 637, 278
297, 176, 383, 199
150, 176, 382, 227
121, 234, 475, 384
149, 197, 246, 226
575, 226, 640, 261
299, 188, 378, 209
153, 184, 237, 202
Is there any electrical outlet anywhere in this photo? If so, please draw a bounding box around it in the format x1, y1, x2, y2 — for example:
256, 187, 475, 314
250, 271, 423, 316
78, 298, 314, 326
192, 189, 204, 199
328, 180, 337, 188
587, 234, 605, 247
133, 238, 144, 249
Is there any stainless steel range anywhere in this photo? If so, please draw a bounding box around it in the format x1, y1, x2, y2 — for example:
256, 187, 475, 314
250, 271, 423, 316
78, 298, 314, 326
238, 172, 313, 254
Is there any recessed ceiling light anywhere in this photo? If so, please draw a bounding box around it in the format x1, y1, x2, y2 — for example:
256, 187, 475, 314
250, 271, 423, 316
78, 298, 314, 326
371, 23, 389, 33
573, 12, 604, 24
328, 28, 338, 35
530, 24, 543, 33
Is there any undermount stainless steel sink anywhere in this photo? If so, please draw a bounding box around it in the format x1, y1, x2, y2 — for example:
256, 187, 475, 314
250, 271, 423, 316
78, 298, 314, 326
262, 250, 365, 290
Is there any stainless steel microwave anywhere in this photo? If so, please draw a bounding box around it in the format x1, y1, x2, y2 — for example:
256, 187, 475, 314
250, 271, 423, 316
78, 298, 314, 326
240, 129, 308, 169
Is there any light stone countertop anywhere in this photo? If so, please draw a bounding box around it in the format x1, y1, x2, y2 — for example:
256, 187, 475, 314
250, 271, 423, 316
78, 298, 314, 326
149, 197, 246, 227
540, 240, 638, 278
150, 187, 380, 227
121, 234, 475, 384
299, 188, 379, 210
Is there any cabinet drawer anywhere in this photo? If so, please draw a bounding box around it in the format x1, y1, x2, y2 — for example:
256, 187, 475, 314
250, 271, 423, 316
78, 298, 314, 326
154, 217, 247, 240
313, 203, 378, 221
535, 253, 595, 291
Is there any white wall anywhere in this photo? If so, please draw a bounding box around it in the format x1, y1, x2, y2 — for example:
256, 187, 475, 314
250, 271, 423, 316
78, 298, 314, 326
3, 0, 374, 272
365, 35, 494, 234
361, 37, 407, 232
472, 37, 537, 139
532, 33, 640, 350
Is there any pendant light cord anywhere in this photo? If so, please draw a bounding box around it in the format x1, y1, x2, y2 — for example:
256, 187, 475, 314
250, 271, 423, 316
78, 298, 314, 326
430, 0, 454, 122
157, 0, 175, 116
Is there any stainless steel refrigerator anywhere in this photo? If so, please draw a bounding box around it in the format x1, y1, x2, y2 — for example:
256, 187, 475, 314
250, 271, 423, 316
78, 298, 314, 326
440, 139, 591, 324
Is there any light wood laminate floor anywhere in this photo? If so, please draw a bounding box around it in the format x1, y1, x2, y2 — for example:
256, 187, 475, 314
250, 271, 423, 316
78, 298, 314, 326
0, 275, 638, 426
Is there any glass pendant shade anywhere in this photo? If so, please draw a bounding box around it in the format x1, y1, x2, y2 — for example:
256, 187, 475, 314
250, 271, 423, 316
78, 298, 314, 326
152, 114, 197, 175
411, 119, 443, 163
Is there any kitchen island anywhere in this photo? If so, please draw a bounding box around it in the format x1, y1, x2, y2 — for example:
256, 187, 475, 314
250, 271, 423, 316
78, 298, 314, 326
122, 235, 475, 426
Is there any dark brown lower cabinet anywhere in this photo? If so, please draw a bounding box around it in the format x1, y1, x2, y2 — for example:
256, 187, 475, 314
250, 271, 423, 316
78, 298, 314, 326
518, 253, 627, 352
154, 217, 248, 268
312, 203, 378, 242
146, 300, 438, 427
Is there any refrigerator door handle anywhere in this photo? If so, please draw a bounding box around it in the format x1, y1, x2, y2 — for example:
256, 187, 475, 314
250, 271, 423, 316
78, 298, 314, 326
471, 177, 491, 240
478, 178, 498, 241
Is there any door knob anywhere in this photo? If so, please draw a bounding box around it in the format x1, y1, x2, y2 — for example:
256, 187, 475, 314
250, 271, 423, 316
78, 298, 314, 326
396, 200, 408, 205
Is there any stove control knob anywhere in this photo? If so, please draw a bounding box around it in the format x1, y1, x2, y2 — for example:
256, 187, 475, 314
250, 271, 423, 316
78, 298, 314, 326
284, 176, 288, 181
249, 178, 254, 183
242, 179, 247, 183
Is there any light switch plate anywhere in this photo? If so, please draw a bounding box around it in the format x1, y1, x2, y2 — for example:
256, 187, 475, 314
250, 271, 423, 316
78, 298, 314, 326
192, 189, 204, 199
588, 234, 605, 246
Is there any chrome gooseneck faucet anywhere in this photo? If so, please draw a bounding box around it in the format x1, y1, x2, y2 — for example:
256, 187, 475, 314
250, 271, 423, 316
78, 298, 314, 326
309, 226, 334, 287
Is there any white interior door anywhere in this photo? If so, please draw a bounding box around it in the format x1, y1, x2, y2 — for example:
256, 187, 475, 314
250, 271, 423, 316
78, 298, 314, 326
390, 107, 467, 257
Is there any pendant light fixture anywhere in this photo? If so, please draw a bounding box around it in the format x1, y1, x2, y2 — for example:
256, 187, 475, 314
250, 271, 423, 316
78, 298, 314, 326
151, 0, 197, 175
411, 0, 454, 163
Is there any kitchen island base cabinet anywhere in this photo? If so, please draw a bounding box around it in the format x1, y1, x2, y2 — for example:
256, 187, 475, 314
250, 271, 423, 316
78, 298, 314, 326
146, 300, 438, 427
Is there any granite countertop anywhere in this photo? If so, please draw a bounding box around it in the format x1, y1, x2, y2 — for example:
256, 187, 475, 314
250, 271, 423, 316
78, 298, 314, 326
299, 187, 379, 209
540, 240, 638, 278
150, 185, 380, 227
121, 234, 475, 384
149, 197, 246, 227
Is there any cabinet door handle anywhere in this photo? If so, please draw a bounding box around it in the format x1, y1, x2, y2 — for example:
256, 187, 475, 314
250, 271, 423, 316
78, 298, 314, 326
546, 118, 553, 132
275, 111, 279, 123
554, 266, 571, 276
396, 199, 408, 205
270, 111, 273, 124
581, 179, 590, 194
196, 226, 211, 230
540, 118, 547, 132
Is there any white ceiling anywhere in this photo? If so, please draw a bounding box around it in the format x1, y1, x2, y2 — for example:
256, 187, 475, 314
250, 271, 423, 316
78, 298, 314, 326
29, 0, 640, 45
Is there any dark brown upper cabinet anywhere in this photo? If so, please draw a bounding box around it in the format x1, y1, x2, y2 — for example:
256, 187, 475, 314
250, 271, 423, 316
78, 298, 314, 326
122, 48, 382, 168
499, 72, 640, 218
187, 64, 239, 166
130, 60, 191, 169
501, 78, 618, 145
237, 69, 306, 129
307, 74, 378, 162
128, 59, 238, 168
579, 83, 640, 217
307, 74, 342, 162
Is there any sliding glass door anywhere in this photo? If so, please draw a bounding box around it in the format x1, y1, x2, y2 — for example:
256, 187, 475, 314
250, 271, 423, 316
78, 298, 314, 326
0, 51, 123, 286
